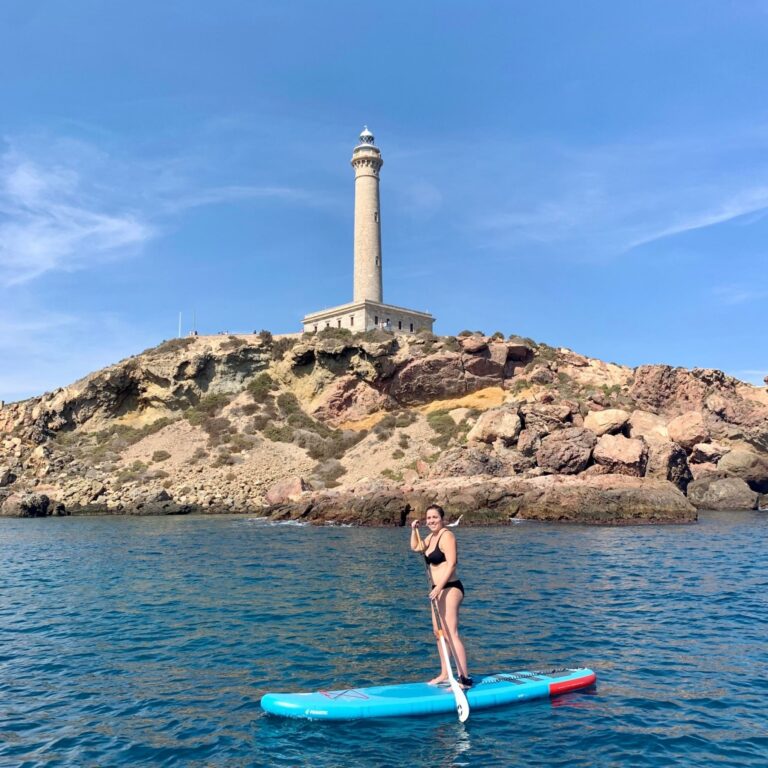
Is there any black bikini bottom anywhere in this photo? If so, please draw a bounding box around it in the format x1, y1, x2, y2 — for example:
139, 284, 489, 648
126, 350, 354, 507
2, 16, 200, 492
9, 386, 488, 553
443, 579, 465, 596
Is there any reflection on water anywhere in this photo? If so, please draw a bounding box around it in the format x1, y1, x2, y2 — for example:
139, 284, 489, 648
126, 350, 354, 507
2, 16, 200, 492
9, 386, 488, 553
0, 511, 766, 766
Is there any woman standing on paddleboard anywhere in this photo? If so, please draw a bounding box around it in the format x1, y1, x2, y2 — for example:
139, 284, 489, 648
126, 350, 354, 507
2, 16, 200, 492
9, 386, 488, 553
410, 505, 472, 688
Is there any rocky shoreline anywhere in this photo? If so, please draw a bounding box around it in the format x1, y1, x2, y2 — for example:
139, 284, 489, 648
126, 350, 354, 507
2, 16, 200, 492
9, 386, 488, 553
265, 474, 698, 526
1, 330, 767, 524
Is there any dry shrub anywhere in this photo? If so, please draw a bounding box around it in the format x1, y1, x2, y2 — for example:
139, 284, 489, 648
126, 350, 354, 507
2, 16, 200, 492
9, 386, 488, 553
271, 337, 297, 361
247, 373, 276, 403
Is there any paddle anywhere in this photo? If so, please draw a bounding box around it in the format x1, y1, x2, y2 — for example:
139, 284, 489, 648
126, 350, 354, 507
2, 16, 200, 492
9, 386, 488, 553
413, 525, 470, 723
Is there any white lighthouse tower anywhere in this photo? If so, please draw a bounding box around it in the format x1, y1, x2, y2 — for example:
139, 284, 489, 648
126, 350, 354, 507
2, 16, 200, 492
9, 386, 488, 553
302, 127, 434, 334
352, 126, 383, 304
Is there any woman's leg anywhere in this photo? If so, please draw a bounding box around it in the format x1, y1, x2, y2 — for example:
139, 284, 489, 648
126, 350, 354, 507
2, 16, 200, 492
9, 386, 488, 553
437, 587, 469, 681
429, 603, 448, 684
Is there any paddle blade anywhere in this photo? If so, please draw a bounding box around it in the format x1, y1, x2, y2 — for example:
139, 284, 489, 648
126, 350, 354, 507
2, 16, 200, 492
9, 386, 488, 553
436, 629, 470, 723
449, 678, 470, 723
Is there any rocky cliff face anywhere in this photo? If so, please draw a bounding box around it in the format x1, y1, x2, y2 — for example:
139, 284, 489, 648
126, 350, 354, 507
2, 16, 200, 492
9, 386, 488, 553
1, 329, 766, 523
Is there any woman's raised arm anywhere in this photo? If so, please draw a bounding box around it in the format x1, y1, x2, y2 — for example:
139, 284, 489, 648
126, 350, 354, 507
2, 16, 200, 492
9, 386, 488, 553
410, 519, 425, 552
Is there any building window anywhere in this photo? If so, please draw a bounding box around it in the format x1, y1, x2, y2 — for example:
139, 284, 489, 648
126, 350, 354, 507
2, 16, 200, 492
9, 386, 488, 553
374, 315, 378, 325
314, 325, 318, 333
350, 316, 354, 326
410, 323, 414, 332
337, 319, 341, 328
326, 322, 330, 328
374, 211, 379, 223
398, 320, 402, 330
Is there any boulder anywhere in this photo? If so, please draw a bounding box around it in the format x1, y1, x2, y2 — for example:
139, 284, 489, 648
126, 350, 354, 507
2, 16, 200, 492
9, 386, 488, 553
517, 429, 542, 457
129, 489, 196, 516
687, 477, 758, 511
0, 466, 15, 487
645, 440, 692, 492
628, 410, 669, 441
265, 476, 308, 505
689, 442, 728, 464
558, 350, 590, 368
388, 353, 496, 405
689, 462, 721, 481
588, 391, 610, 408
704, 392, 768, 447
488, 342, 510, 370
358, 338, 398, 358
461, 352, 505, 380
429, 446, 517, 478
717, 450, 768, 492
517, 474, 696, 524
536, 427, 597, 475
312, 376, 390, 426
593, 434, 648, 476
580, 463, 612, 477
630, 365, 725, 415
520, 402, 574, 435
0, 492, 51, 517
529, 366, 555, 385
667, 411, 709, 450
583, 408, 630, 436
466, 408, 522, 446
460, 336, 488, 354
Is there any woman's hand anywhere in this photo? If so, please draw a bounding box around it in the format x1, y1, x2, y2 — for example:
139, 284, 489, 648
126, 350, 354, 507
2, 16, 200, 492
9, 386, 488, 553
429, 586, 441, 601
410, 519, 420, 530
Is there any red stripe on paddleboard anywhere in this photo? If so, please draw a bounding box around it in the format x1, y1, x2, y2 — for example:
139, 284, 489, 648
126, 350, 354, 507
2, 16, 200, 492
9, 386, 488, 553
549, 672, 596, 696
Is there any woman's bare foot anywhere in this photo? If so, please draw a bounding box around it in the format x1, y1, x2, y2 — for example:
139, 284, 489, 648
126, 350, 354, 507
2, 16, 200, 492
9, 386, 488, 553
428, 675, 448, 685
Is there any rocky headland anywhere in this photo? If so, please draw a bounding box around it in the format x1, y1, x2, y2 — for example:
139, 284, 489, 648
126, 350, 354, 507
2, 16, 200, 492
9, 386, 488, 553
2, 329, 767, 524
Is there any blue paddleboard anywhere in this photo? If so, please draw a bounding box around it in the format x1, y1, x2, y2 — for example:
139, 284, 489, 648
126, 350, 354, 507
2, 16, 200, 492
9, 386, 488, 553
261, 667, 596, 720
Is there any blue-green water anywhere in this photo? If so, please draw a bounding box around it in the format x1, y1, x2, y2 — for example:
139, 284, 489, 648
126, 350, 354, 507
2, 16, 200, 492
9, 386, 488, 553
1, 512, 766, 767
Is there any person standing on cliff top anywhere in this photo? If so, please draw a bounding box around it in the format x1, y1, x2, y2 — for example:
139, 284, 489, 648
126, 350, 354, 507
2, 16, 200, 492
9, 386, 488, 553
410, 504, 472, 688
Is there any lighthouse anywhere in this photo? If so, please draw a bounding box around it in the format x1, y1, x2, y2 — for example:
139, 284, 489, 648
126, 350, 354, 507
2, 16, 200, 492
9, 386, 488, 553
352, 126, 383, 303
302, 127, 434, 334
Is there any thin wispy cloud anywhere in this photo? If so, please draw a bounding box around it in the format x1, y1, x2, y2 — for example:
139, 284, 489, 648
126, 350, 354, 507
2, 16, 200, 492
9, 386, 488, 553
0, 150, 154, 285
713, 284, 768, 306
160, 184, 335, 216
464, 130, 768, 261
627, 186, 768, 250
0, 134, 330, 287
0, 309, 77, 339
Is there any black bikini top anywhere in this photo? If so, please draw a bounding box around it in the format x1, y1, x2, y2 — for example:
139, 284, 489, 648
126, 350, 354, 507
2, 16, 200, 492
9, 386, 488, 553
424, 531, 447, 566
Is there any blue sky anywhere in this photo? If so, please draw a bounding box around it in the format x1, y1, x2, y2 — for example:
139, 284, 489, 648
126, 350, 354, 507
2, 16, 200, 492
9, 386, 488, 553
1, 1, 767, 402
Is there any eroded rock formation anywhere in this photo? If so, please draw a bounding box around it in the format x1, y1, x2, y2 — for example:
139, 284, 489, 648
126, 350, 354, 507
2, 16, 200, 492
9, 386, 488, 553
1, 330, 766, 522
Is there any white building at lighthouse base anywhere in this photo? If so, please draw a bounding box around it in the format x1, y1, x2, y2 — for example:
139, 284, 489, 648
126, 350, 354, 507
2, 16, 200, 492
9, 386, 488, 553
302, 299, 433, 335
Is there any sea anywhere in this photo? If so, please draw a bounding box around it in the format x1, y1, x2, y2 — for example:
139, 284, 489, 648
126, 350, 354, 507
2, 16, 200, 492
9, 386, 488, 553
1, 511, 766, 767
